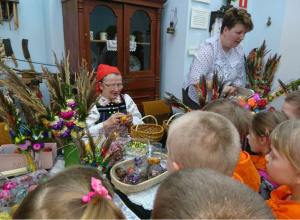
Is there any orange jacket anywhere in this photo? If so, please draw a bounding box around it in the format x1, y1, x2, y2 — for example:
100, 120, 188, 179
232, 172, 244, 183
250, 154, 267, 171
267, 185, 300, 219
234, 150, 261, 192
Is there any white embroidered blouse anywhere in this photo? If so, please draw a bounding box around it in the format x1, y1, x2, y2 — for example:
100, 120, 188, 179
86, 94, 143, 136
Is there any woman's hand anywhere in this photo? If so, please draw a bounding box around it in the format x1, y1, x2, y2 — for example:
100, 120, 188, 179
104, 112, 126, 126
124, 112, 133, 127
221, 86, 237, 97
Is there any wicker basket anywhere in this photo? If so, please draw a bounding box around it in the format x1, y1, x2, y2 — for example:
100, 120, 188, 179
162, 113, 184, 133
131, 115, 164, 142
110, 153, 168, 194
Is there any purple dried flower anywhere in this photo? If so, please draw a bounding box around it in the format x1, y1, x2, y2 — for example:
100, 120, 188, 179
60, 128, 71, 138
18, 140, 31, 151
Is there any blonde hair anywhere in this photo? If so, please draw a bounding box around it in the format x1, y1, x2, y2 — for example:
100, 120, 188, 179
221, 7, 254, 33
285, 90, 300, 118
13, 166, 125, 219
152, 168, 274, 219
167, 111, 240, 176
270, 120, 300, 170
202, 99, 252, 138
251, 111, 288, 137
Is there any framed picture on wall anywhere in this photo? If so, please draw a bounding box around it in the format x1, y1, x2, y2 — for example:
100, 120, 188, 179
194, 0, 210, 3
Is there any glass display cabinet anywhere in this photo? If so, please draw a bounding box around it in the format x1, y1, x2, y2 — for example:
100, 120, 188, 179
62, 0, 167, 108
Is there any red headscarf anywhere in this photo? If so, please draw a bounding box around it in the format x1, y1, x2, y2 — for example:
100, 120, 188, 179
96, 64, 121, 93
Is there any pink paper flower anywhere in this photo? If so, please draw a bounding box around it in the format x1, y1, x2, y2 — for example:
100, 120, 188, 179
253, 93, 261, 102
18, 140, 31, 151
33, 143, 41, 150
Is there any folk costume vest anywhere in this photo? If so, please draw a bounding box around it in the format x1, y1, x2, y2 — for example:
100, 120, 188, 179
95, 94, 127, 124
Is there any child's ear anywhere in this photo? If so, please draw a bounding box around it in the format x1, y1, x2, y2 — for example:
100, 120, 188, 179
259, 128, 270, 146
295, 170, 300, 185
259, 135, 270, 147
172, 161, 180, 171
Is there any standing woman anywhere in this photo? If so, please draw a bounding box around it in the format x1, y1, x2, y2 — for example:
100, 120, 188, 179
182, 7, 253, 110
87, 64, 143, 136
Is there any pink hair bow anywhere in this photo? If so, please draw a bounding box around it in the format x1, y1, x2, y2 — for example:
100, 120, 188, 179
82, 177, 112, 202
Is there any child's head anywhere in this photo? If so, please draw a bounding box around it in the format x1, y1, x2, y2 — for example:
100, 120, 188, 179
166, 111, 240, 176
152, 168, 275, 219
13, 166, 125, 219
247, 111, 288, 154
202, 99, 252, 139
266, 120, 300, 186
283, 90, 300, 119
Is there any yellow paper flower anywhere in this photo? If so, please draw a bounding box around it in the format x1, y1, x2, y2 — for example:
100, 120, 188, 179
15, 137, 20, 143
4, 124, 9, 131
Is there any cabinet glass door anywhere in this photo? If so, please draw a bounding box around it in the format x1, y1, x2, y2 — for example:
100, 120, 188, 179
129, 11, 151, 72
90, 5, 117, 70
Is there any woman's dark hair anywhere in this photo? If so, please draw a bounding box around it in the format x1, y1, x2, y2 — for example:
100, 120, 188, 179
221, 7, 253, 33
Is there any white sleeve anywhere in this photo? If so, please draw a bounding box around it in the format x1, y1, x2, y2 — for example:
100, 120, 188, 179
86, 104, 104, 136
124, 94, 144, 125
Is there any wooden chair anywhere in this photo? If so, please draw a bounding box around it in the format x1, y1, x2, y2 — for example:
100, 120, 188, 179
141, 100, 173, 125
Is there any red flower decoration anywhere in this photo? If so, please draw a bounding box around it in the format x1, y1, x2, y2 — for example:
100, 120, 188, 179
267, 107, 276, 111
264, 87, 271, 95
257, 99, 268, 109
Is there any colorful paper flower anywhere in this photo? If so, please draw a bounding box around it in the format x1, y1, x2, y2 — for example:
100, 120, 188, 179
32, 142, 45, 151
66, 99, 76, 108
18, 140, 31, 151
50, 116, 64, 130
247, 98, 256, 107
64, 117, 75, 127
253, 93, 261, 102
60, 107, 74, 119
257, 99, 268, 109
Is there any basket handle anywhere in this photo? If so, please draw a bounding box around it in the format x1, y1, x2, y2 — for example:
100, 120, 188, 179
166, 112, 184, 125
136, 115, 158, 131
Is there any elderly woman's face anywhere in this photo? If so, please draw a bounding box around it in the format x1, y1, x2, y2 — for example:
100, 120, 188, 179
100, 74, 123, 100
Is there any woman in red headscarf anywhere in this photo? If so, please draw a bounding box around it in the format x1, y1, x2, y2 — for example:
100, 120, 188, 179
86, 64, 143, 136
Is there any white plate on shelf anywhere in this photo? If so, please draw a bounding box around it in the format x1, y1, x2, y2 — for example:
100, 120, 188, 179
130, 55, 141, 71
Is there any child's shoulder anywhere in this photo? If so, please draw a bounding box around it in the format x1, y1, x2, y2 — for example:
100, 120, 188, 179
267, 185, 300, 219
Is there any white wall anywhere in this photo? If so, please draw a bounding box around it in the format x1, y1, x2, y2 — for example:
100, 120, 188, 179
160, 0, 191, 100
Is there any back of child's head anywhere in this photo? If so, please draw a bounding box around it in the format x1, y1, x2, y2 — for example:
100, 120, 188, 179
167, 111, 240, 176
202, 99, 252, 138
283, 90, 300, 119
270, 120, 300, 170
251, 110, 288, 138
152, 168, 275, 219
13, 165, 125, 219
